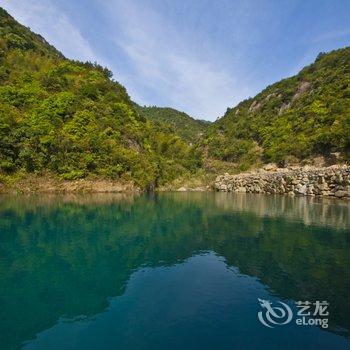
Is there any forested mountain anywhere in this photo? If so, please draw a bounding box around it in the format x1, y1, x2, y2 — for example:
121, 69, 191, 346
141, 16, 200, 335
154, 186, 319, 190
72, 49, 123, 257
134, 105, 209, 142
0, 6, 349, 191
0, 8, 62, 58
204, 47, 350, 169
0, 8, 202, 188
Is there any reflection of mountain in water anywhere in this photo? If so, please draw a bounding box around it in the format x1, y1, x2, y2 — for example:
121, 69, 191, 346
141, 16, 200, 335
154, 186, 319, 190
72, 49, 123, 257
0, 193, 349, 348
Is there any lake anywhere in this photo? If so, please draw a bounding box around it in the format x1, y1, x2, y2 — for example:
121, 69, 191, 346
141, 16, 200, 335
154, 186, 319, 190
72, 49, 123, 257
0, 192, 349, 349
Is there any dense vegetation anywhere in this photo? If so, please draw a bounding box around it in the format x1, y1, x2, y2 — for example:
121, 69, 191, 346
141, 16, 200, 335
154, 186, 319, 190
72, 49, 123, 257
0, 8, 202, 188
134, 105, 209, 142
204, 48, 350, 169
0, 7, 349, 190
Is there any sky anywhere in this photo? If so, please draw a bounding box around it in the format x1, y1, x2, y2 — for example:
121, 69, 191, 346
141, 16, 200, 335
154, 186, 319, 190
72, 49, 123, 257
1, 0, 350, 121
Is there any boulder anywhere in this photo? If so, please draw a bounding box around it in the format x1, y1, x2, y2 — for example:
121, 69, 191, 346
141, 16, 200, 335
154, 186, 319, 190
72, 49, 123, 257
263, 163, 278, 172
213, 165, 349, 199
177, 187, 188, 192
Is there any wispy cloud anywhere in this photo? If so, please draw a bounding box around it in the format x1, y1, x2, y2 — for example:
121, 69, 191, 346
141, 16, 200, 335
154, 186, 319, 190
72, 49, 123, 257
3, 0, 245, 120
99, 0, 249, 120
3, 0, 349, 121
1, 0, 99, 63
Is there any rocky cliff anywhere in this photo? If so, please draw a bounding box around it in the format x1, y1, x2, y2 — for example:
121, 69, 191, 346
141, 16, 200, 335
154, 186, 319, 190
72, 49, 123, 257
214, 165, 350, 199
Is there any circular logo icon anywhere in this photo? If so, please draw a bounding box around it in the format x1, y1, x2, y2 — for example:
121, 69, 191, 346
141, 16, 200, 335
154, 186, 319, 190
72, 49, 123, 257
258, 298, 293, 328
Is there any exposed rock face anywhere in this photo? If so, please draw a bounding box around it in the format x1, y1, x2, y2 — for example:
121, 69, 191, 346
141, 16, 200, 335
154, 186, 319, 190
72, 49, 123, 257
249, 100, 262, 112
214, 165, 350, 199
292, 81, 311, 101
278, 102, 291, 115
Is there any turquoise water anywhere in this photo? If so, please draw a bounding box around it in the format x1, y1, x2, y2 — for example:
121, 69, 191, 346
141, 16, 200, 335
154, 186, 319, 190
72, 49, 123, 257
0, 192, 349, 350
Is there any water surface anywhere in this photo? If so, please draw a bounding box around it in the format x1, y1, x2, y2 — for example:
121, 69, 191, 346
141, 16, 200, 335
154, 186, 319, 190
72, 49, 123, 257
0, 193, 349, 349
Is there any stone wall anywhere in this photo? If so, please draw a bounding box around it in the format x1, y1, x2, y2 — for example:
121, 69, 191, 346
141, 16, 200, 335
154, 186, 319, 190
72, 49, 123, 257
214, 165, 350, 199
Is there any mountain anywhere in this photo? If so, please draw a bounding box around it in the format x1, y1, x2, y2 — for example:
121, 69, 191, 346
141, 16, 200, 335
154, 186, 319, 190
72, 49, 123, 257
205, 47, 350, 169
0, 8, 202, 189
134, 105, 209, 142
0, 6, 349, 191
0, 8, 62, 58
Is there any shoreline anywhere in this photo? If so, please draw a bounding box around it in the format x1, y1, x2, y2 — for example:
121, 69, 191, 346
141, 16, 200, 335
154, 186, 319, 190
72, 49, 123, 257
215, 164, 350, 199
1, 164, 349, 200
0, 177, 140, 194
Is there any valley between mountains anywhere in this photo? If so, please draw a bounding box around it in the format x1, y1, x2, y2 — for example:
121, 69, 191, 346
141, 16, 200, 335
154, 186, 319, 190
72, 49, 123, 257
0, 7, 349, 197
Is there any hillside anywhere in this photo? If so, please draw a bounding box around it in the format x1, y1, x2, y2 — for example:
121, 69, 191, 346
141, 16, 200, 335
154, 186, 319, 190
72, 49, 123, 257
0, 8, 202, 189
205, 48, 350, 169
0, 8, 62, 58
0, 7, 349, 192
135, 105, 209, 142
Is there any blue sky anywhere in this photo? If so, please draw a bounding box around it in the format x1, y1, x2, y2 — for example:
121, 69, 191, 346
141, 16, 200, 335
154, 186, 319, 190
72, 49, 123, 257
2, 0, 350, 120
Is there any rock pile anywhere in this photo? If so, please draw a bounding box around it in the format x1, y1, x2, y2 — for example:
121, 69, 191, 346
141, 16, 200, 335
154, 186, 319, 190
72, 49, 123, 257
214, 165, 350, 199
